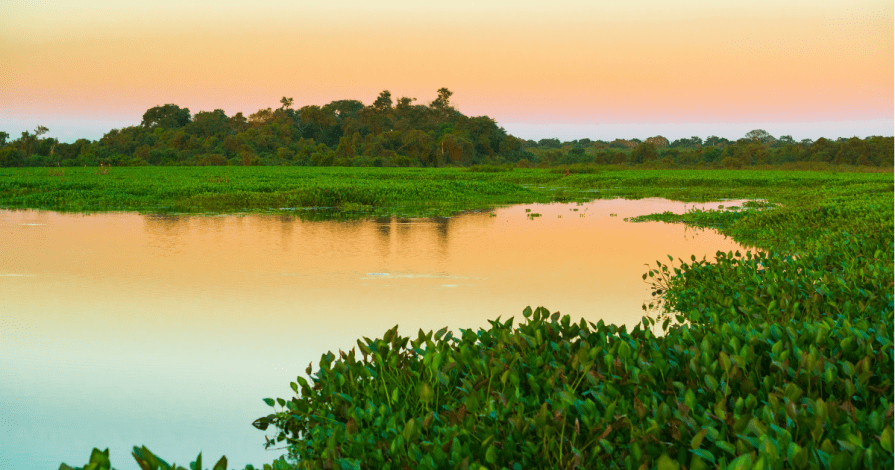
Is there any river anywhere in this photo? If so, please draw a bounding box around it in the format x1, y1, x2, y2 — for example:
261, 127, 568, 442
0, 197, 757, 469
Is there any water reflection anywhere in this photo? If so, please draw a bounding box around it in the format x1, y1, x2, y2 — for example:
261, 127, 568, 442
0, 198, 759, 469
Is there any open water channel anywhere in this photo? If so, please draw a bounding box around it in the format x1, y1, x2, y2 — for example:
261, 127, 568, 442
1, 198, 759, 469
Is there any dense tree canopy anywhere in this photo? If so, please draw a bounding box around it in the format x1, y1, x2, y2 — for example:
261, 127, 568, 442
1, 96, 892, 170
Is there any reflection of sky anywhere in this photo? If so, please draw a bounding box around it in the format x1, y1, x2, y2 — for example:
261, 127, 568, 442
0, 198, 757, 469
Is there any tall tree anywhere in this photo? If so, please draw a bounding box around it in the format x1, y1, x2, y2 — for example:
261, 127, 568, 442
34, 125, 49, 139
645, 136, 669, 148
248, 108, 274, 127
704, 135, 730, 147
776, 135, 796, 146
745, 129, 775, 145
429, 88, 454, 114
372, 90, 393, 111
187, 110, 230, 138
631, 142, 658, 163
141, 104, 191, 130
228, 112, 249, 134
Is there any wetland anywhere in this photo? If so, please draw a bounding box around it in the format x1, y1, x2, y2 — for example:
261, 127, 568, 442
0, 167, 890, 469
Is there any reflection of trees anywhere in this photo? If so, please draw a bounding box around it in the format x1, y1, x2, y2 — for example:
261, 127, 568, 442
143, 214, 190, 237
374, 217, 391, 237
197, 215, 226, 233
396, 218, 413, 246
333, 219, 364, 249
374, 217, 391, 259
369, 216, 453, 261
277, 215, 295, 251
431, 217, 450, 254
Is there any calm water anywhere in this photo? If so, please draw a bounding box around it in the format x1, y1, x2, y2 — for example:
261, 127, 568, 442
1, 198, 757, 469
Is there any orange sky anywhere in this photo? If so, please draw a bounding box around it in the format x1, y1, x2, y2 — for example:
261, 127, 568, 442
1, 0, 892, 142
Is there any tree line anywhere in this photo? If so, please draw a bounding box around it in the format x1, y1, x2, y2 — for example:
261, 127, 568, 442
0, 90, 891, 169
521, 130, 893, 169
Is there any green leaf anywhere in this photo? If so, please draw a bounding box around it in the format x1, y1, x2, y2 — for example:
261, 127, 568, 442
212, 456, 227, 470
689, 449, 715, 465
189, 453, 201, 470
339, 460, 361, 470
618, 341, 632, 359
295, 376, 309, 390
786, 443, 801, 461
599, 439, 613, 454
88, 448, 111, 470
726, 454, 752, 470
485, 445, 498, 464
704, 375, 719, 392
830, 453, 850, 470
356, 339, 372, 356
715, 441, 736, 456
402, 418, 417, 442
263, 398, 275, 407
337, 393, 354, 404
435, 326, 449, 339
881, 427, 893, 453
684, 388, 697, 411
132, 446, 164, 470
419, 383, 434, 403
864, 446, 877, 469
719, 351, 731, 372
690, 428, 707, 450
657, 453, 679, 470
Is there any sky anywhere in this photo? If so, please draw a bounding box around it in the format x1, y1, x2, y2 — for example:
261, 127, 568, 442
1, 0, 892, 143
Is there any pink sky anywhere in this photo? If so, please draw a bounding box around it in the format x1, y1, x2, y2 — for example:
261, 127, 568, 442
1, 0, 892, 142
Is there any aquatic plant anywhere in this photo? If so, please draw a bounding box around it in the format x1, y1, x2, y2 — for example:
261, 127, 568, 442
1, 167, 890, 219
248, 300, 892, 469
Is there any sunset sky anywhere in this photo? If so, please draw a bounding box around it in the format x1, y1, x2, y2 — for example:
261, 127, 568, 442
1, 0, 892, 143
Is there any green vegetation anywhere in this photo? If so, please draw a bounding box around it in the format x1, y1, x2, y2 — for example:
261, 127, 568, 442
1, 91, 891, 171
52, 168, 894, 469
2, 166, 891, 218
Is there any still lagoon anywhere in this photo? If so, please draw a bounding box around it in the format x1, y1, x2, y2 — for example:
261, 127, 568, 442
1, 198, 758, 469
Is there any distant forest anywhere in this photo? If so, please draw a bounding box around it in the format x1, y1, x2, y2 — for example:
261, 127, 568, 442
1, 89, 892, 169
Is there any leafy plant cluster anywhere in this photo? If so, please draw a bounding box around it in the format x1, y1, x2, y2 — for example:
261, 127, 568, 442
251, 292, 892, 469
60, 445, 290, 470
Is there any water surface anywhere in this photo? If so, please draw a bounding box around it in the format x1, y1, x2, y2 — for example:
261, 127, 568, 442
0, 198, 757, 469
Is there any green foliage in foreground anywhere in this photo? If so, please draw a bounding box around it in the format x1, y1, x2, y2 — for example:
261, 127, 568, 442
249, 300, 892, 469
57, 167, 893, 469
59, 445, 288, 470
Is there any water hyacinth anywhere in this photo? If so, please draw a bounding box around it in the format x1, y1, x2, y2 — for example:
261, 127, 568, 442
248, 302, 892, 469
